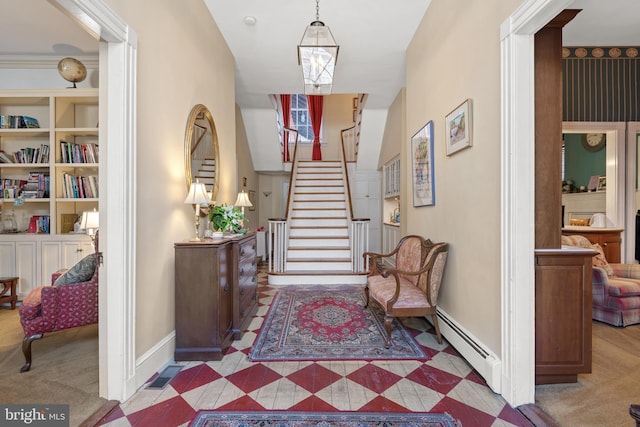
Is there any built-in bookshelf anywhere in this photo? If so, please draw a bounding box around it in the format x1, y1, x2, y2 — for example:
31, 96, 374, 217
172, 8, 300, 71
0, 89, 98, 235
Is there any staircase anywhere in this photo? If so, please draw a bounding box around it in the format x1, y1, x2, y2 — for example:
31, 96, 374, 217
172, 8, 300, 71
193, 157, 217, 195
268, 160, 368, 285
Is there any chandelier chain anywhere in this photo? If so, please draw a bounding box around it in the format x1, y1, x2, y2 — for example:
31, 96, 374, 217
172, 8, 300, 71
315, 0, 320, 21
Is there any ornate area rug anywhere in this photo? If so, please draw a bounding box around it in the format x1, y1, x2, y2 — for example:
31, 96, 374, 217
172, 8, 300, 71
248, 289, 427, 361
189, 411, 459, 427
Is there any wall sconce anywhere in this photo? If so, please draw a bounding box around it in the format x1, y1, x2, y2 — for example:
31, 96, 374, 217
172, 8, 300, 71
184, 180, 210, 241
263, 191, 272, 197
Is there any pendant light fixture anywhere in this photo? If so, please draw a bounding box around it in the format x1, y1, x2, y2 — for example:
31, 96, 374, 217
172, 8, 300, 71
297, 0, 339, 95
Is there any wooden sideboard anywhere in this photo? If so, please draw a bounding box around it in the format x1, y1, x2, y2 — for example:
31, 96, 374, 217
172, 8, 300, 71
535, 247, 596, 384
174, 232, 257, 361
562, 227, 623, 263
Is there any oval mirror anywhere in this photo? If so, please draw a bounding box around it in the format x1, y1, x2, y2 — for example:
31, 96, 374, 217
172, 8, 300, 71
184, 104, 219, 216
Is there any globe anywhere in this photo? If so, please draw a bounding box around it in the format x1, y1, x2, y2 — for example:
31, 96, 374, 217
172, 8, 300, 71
57, 57, 87, 88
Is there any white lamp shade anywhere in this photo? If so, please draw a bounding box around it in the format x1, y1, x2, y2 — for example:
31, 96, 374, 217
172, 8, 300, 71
234, 190, 253, 208
298, 21, 339, 95
184, 181, 210, 206
80, 210, 99, 232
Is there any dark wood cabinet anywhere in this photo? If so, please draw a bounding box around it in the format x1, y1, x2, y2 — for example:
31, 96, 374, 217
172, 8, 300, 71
174, 232, 258, 361
562, 228, 623, 263
232, 233, 258, 339
535, 247, 596, 384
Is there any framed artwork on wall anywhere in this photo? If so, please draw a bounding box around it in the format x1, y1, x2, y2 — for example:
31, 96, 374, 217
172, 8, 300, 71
411, 120, 435, 207
248, 190, 256, 211
446, 99, 472, 155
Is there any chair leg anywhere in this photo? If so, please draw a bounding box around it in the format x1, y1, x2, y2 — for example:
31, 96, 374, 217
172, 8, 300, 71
431, 313, 443, 345
364, 285, 370, 308
20, 333, 43, 373
384, 315, 393, 349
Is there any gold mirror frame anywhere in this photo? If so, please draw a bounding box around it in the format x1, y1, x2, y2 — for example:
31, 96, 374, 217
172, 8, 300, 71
185, 104, 219, 216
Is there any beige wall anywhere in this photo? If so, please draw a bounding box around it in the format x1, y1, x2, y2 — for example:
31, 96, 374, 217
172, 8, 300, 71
379, 88, 405, 170
406, 0, 522, 353
235, 105, 259, 229
105, 0, 237, 358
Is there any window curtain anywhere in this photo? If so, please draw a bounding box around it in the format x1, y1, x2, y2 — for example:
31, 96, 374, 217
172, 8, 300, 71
307, 95, 323, 161
280, 94, 291, 162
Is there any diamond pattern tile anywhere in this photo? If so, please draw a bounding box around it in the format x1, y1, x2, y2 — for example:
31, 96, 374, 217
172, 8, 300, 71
98, 263, 533, 427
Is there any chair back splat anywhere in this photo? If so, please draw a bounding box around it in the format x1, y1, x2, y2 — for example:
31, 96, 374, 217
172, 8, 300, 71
363, 235, 449, 348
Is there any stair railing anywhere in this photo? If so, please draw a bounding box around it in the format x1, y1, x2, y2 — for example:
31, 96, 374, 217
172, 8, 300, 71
268, 128, 299, 273
340, 130, 370, 273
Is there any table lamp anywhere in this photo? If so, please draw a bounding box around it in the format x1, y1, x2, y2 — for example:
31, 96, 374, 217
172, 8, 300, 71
234, 190, 252, 229
184, 180, 210, 241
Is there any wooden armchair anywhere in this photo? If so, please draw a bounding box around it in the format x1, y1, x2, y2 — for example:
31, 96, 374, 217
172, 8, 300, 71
363, 235, 449, 348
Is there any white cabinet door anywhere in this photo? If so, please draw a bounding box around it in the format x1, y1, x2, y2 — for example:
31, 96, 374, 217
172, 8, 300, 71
0, 242, 16, 277
352, 171, 382, 253
62, 241, 93, 266
15, 241, 37, 297
41, 241, 63, 285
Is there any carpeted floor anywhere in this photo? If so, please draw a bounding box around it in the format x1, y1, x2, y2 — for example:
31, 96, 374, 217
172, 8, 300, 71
189, 410, 459, 427
248, 288, 426, 361
0, 305, 107, 427
535, 321, 640, 426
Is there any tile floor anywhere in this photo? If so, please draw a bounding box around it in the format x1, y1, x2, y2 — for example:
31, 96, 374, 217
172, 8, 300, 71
98, 265, 533, 427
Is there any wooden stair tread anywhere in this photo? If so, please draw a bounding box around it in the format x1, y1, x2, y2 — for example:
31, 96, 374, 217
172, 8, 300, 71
269, 270, 368, 276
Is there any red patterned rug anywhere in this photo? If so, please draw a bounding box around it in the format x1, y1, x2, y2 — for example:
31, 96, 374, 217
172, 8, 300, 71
248, 289, 427, 361
190, 411, 459, 426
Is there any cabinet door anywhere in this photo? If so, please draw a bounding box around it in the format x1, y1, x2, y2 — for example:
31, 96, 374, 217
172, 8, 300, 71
62, 241, 93, 266
0, 242, 16, 277
41, 241, 62, 285
15, 241, 37, 296
599, 232, 621, 263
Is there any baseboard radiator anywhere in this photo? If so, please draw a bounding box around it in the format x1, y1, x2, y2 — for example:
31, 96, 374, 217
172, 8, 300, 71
434, 308, 501, 394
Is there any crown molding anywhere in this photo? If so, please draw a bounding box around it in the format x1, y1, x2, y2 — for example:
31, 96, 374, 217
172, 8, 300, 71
0, 54, 98, 69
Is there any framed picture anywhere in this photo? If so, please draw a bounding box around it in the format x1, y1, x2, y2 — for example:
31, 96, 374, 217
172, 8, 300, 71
411, 120, 435, 207
248, 190, 256, 211
446, 99, 472, 155
597, 176, 606, 192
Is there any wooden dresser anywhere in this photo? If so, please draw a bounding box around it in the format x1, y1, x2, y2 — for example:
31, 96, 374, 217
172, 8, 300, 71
562, 227, 623, 263
232, 233, 258, 339
174, 232, 257, 361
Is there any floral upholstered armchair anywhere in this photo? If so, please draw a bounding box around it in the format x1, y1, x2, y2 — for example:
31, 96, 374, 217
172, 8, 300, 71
363, 235, 449, 348
18, 234, 100, 372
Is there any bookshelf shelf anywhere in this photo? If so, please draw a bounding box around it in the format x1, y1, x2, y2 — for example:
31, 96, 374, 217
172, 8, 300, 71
0, 89, 99, 235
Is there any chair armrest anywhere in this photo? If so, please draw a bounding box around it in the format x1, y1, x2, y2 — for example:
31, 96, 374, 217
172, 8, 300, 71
51, 269, 68, 285
591, 267, 608, 300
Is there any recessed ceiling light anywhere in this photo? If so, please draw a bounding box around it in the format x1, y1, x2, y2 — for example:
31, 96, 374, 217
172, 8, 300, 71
243, 16, 257, 26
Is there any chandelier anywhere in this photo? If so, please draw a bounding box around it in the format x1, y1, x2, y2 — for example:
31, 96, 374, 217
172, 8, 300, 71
297, 0, 339, 95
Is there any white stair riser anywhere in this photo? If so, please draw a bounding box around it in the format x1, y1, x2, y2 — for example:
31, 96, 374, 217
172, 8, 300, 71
296, 173, 343, 180
291, 209, 346, 218
287, 249, 351, 259
268, 275, 367, 285
292, 201, 346, 209
299, 161, 341, 167
296, 180, 344, 187
297, 167, 342, 174
289, 228, 349, 237
290, 218, 348, 227
288, 238, 349, 247
294, 194, 345, 202
286, 261, 353, 271
294, 186, 343, 193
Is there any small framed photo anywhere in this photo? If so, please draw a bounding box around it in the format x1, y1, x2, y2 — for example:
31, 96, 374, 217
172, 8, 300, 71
446, 99, 472, 155
597, 176, 606, 192
411, 120, 435, 207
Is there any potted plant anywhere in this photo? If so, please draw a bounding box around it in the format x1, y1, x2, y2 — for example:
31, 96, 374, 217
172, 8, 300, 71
209, 204, 247, 237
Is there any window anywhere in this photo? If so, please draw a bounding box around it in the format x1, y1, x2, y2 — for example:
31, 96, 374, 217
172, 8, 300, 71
290, 94, 314, 143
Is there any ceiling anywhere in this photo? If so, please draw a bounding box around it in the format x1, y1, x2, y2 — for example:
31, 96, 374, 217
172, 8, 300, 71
0, 0, 638, 110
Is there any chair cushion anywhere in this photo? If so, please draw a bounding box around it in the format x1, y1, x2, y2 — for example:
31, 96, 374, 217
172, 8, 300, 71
54, 253, 97, 286
590, 244, 614, 276
368, 275, 431, 311
604, 276, 640, 297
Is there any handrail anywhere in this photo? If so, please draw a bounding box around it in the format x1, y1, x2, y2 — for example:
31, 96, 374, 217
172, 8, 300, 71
340, 129, 355, 221
281, 127, 298, 163
284, 127, 299, 220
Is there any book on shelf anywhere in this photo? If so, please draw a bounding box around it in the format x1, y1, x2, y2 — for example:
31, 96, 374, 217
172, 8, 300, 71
0, 115, 40, 129
60, 141, 98, 163
0, 150, 13, 163
61, 173, 97, 198
11, 144, 49, 164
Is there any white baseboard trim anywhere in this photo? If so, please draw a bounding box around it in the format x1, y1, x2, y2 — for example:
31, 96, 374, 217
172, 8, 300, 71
435, 308, 502, 394
134, 331, 176, 391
